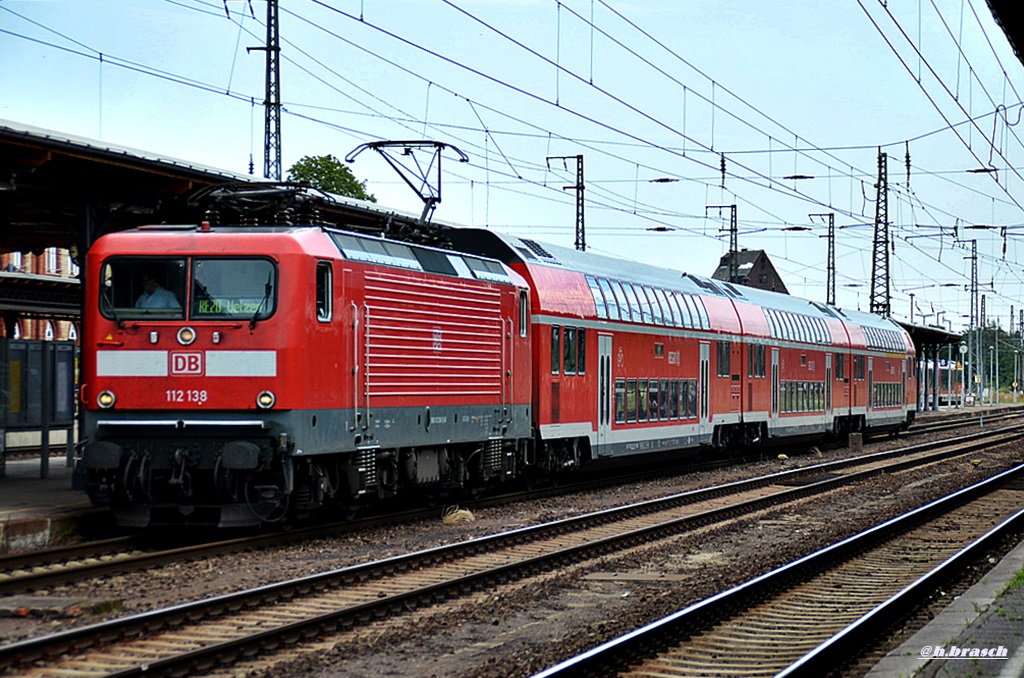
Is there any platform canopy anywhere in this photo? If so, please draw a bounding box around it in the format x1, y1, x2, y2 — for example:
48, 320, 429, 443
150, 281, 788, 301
895, 320, 963, 353
0, 119, 434, 321
986, 0, 1024, 68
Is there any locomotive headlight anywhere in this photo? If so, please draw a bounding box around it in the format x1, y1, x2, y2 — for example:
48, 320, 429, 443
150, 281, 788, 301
97, 390, 117, 409
177, 327, 197, 346
257, 391, 276, 409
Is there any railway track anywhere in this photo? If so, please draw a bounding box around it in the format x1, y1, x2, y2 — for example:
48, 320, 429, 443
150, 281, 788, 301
2, 413, 1015, 602
1, 410, 1014, 595
906, 406, 1024, 436
2, 423, 1023, 676
535, 465, 1024, 678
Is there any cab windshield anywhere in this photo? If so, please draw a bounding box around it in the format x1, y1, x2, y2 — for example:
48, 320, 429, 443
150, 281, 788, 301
99, 257, 277, 322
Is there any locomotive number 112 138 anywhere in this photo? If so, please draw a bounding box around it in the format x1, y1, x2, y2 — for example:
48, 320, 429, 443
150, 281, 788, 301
166, 389, 209, 404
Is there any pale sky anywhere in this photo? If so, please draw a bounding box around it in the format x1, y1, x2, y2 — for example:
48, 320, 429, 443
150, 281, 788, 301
3, 0, 1024, 333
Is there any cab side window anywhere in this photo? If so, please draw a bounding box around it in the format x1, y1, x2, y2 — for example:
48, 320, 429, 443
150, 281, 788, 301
316, 261, 332, 322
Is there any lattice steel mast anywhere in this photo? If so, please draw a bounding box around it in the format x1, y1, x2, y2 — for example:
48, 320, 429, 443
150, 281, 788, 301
870, 149, 890, 316
811, 212, 836, 306
707, 204, 739, 283
246, 0, 281, 180
547, 154, 585, 251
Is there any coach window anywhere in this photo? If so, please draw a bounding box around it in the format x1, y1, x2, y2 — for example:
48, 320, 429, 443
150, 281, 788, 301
663, 291, 681, 326
578, 329, 587, 375
653, 288, 671, 326
717, 340, 731, 377
316, 261, 332, 322
648, 288, 664, 325
638, 379, 649, 422
626, 379, 637, 423
674, 293, 691, 328
835, 352, 845, 381
649, 379, 660, 421
687, 378, 698, 417
615, 379, 627, 424
676, 294, 690, 328
689, 294, 705, 329
622, 283, 643, 324
636, 286, 654, 324
564, 326, 577, 375
610, 280, 631, 322
551, 326, 561, 375
643, 286, 659, 327
598, 279, 619, 320
689, 295, 706, 329
660, 378, 670, 419
652, 288, 667, 325
586, 275, 608, 319
669, 379, 680, 419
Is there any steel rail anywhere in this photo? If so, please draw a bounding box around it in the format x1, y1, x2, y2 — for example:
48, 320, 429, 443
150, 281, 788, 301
778, 503, 1024, 677
532, 463, 1024, 678
2, 424, 1022, 675
3, 419, 1017, 596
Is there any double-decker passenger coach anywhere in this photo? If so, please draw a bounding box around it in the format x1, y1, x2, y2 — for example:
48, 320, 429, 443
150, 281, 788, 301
449, 229, 916, 465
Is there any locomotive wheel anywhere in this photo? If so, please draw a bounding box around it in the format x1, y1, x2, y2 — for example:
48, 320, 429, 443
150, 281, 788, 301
243, 476, 290, 523
121, 455, 152, 502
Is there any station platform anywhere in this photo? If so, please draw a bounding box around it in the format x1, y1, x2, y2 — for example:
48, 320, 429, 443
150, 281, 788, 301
0, 456, 105, 553
867, 539, 1024, 677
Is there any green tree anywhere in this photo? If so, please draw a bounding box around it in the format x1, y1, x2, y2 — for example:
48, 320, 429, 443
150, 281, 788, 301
287, 154, 376, 202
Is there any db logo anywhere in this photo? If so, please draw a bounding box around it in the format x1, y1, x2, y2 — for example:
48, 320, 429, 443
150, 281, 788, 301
170, 352, 203, 375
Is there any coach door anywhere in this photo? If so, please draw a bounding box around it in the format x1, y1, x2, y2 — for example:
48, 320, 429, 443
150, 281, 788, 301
699, 342, 711, 441
825, 353, 833, 418
867, 357, 874, 411
597, 334, 613, 456
902, 358, 908, 413
770, 348, 780, 432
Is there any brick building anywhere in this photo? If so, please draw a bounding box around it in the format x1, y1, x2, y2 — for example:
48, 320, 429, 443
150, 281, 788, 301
0, 248, 79, 341
711, 249, 790, 295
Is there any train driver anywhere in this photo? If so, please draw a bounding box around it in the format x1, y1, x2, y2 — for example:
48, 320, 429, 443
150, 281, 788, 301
135, 273, 181, 309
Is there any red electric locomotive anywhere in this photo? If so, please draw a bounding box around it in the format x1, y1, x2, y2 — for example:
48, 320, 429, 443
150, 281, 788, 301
79, 221, 533, 527
78, 200, 916, 528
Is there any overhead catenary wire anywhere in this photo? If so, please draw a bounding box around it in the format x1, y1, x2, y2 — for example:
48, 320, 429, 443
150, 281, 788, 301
5, 0, 1024, 327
